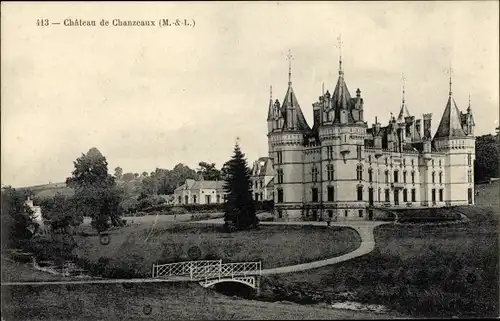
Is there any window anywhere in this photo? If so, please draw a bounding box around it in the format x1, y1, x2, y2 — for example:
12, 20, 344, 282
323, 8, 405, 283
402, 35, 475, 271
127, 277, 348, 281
277, 189, 284, 203
468, 154, 472, 166
385, 170, 389, 183
368, 155, 372, 163
432, 159, 435, 167
394, 190, 399, 205
439, 159, 442, 167
403, 158, 406, 166
216, 195, 221, 203
403, 189, 408, 202
368, 168, 373, 183
357, 186, 363, 201
327, 164, 334, 181
255, 181, 258, 189
411, 171, 415, 184
468, 188, 473, 204
260, 192, 263, 201
432, 172, 435, 184
393, 170, 399, 183
468, 170, 472, 183
277, 169, 284, 184
359, 210, 363, 218
385, 157, 388, 165
357, 146, 362, 160
327, 186, 334, 201
345, 210, 348, 217
357, 165, 363, 181
431, 189, 436, 203
178, 196, 182, 204
328, 210, 333, 218
439, 189, 443, 202
439, 172, 442, 184
385, 189, 390, 202
205, 195, 211, 204
312, 166, 319, 182
193, 195, 197, 204
260, 181, 263, 189
327, 146, 333, 159
411, 189, 416, 202
312, 188, 319, 202
185, 195, 189, 205
403, 171, 407, 183
277, 151, 283, 164
255, 193, 259, 200
411, 159, 414, 166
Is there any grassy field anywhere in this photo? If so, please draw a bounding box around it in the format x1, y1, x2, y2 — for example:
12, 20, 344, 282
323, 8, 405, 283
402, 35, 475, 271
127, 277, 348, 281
260, 185, 499, 318
71, 224, 361, 278
1, 280, 403, 320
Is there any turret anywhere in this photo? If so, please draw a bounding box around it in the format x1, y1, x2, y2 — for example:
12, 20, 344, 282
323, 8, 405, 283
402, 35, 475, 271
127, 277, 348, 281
267, 86, 274, 134
461, 95, 475, 136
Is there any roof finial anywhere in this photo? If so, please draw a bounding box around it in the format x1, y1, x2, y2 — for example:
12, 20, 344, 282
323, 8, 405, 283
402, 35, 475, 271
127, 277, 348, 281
322, 82, 325, 95
468, 93, 471, 112
401, 73, 406, 105
286, 49, 294, 87
336, 34, 344, 76
446, 64, 453, 97
270, 85, 273, 100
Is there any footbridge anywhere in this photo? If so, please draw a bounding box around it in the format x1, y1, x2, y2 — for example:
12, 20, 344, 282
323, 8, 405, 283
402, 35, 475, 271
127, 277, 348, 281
151, 260, 262, 290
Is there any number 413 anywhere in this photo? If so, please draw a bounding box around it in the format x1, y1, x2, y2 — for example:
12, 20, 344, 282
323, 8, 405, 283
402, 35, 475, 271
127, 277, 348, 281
37, 19, 49, 26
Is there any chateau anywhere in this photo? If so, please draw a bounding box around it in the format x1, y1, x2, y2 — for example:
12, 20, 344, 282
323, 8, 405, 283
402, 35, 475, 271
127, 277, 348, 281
261, 51, 476, 221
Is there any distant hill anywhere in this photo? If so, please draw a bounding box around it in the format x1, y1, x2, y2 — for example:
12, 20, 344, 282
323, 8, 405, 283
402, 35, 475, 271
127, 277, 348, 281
18, 178, 145, 200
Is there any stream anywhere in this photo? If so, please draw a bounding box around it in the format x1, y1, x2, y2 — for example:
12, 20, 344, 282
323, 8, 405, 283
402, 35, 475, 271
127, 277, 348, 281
28, 255, 390, 315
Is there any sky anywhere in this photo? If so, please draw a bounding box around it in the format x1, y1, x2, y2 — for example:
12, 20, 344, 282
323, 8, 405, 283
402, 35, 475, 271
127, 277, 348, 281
1, 1, 499, 188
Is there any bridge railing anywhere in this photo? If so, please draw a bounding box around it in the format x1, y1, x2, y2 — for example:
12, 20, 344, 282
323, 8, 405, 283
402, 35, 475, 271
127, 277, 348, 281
152, 260, 222, 278
152, 260, 262, 281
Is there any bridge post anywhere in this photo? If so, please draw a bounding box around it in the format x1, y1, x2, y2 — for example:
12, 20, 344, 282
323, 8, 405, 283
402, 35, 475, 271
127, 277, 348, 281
255, 276, 261, 296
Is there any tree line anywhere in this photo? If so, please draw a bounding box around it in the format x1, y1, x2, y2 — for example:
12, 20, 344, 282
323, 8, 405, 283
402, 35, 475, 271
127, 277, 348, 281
1, 143, 259, 249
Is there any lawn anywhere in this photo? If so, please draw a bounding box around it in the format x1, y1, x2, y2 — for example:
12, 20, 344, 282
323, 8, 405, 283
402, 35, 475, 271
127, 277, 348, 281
260, 203, 499, 318
1, 281, 400, 320
70, 224, 361, 279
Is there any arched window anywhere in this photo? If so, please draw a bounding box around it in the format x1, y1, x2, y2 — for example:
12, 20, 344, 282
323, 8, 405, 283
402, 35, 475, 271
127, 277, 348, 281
385, 170, 389, 183
356, 164, 363, 181
439, 172, 443, 184
368, 168, 373, 183
394, 170, 399, 183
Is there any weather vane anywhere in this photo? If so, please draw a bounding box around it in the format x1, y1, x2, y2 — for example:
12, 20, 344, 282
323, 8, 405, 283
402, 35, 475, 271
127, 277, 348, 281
335, 34, 344, 75
286, 49, 294, 86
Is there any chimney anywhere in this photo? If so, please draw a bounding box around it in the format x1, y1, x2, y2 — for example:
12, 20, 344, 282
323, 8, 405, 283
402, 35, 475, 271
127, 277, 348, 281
415, 119, 422, 138
423, 113, 432, 139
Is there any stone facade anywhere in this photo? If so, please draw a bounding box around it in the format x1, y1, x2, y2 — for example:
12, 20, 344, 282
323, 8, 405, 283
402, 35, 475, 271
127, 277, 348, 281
265, 55, 475, 221
250, 157, 274, 201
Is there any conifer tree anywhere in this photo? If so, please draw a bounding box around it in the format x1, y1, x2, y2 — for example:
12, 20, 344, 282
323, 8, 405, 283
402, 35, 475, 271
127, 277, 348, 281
223, 143, 258, 231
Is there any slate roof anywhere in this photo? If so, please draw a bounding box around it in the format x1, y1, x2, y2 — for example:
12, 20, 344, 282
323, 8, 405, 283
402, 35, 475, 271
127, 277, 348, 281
281, 86, 312, 132
434, 96, 466, 139
174, 179, 224, 192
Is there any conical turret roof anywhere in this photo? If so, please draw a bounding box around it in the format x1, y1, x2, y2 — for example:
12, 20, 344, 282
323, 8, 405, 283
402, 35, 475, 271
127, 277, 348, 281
434, 96, 466, 139
282, 85, 312, 132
